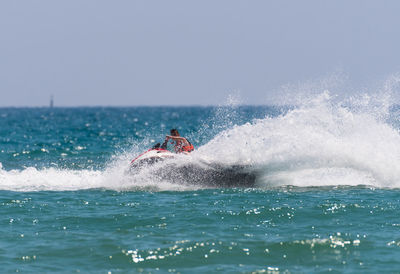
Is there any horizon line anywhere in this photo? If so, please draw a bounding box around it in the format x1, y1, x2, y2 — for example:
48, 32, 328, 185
0, 104, 287, 108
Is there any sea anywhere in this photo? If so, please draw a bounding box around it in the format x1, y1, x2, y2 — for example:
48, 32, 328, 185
1, 93, 400, 273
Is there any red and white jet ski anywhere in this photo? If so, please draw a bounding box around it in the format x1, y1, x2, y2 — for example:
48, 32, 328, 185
129, 143, 257, 187
130, 142, 175, 170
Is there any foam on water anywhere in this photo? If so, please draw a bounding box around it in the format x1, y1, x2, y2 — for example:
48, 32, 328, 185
196, 91, 400, 188
2, 91, 400, 191
0, 162, 197, 192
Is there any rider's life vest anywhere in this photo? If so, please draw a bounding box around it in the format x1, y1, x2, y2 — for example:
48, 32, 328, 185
182, 142, 194, 152
176, 139, 194, 153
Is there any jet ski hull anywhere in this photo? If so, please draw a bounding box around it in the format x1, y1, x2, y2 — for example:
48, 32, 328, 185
130, 149, 256, 188
156, 163, 256, 188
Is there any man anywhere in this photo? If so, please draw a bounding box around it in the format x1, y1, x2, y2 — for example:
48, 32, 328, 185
161, 129, 194, 153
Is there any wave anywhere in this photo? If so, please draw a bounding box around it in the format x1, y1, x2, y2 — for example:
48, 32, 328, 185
2, 91, 400, 191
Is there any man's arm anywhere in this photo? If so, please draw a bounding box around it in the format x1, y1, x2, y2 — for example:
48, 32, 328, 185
165, 135, 190, 145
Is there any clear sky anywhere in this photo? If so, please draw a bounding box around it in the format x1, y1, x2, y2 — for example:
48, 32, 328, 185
1, 0, 400, 106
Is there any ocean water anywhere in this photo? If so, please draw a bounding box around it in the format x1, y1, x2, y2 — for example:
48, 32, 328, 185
1, 94, 400, 272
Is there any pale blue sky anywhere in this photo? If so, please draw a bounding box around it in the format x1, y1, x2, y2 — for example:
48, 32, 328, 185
1, 1, 400, 106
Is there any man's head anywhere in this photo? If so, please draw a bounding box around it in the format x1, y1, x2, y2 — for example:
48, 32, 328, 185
170, 129, 180, 136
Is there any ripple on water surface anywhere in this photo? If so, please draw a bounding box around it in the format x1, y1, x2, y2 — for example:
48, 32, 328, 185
1, 187, 400, 272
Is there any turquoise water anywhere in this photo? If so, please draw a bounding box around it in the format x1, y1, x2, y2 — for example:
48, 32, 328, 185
1, 99, 400, 272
